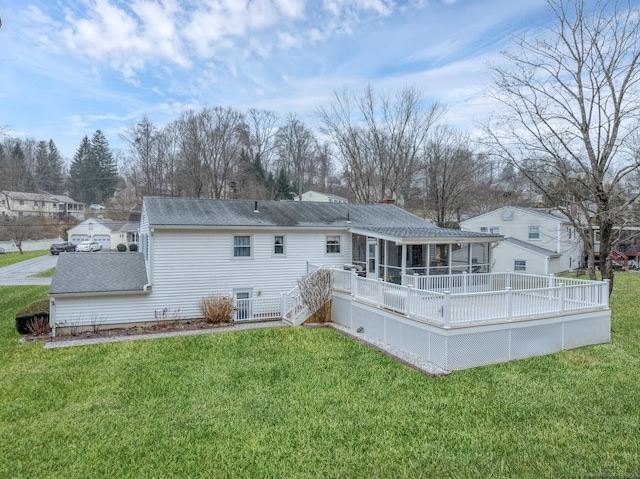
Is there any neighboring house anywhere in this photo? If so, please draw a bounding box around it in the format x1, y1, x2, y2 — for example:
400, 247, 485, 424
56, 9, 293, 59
67, 218, 123, 250
67, 215, 140, 250
460, 206, 583, 275
294, 190, 348, 203
0, 191, 85, 220
50, 197, 500, 331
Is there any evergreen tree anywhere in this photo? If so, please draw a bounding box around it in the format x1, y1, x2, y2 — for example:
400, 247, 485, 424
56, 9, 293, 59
68, 136, 92, 204
3, 142, 36, 192
47, 140, 66, 194
275, 168, 293, 200
34, 140, 64, 193
67, 131, 118, 204
91, 130, 118, 201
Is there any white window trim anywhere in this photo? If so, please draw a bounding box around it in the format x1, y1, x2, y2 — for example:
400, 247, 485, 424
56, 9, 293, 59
528, 226, 541, 241
489, 226, 502, 235
232, 234, 253, 259
514, 259, 527, 272
326, 234, 341, 254
273, 234, 286, 256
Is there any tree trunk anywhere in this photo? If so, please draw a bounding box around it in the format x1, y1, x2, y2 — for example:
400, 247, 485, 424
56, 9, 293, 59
599, 220, 615, 295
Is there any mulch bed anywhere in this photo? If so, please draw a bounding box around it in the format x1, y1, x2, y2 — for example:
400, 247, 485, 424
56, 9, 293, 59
22, 320, 233, 343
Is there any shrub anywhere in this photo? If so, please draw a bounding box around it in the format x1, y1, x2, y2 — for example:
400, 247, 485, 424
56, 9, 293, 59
129, 243, 138, 252
116, 243, 127, 252
15, 299, 50, 334
298, 268, 333, 323
199, 295, 235, 324
26, 316, 51, 336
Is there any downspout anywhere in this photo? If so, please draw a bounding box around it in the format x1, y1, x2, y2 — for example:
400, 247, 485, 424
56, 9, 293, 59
545, 256, 550, 275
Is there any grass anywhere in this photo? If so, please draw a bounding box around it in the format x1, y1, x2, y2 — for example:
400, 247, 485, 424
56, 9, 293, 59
32, 267, 56, 277
0, 250, 48, 268
0, 276, 639, 478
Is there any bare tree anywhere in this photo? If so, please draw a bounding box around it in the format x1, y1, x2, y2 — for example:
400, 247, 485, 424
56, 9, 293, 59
275, 114, 318, 199
243, 109, 280, 172
121, 116, 174, 199
422, 126, 478, 227
482, 0, 640, 290
0, 216, 45, 254
316, 84, 443, 203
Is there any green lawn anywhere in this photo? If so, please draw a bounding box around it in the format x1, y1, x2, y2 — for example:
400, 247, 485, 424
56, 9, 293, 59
0, 250, 48, 268
0, 276, 639, 478
33, 267, 56, 277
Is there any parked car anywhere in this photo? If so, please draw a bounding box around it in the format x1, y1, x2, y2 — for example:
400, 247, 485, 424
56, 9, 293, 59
76, 241, 102, 252
50, 241, 76, 255
90, 204, 106, 210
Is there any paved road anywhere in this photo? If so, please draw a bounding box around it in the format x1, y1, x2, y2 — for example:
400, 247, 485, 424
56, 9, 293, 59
0, 253, 59, 286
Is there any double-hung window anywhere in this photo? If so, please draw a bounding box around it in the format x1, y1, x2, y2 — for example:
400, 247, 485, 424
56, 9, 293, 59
234, 235, 251, 257
326, 235, 341, 254
514, 260, 527, 271
274, 235, 284, 255
528, 226, 541, 240
489, 226, 502, 235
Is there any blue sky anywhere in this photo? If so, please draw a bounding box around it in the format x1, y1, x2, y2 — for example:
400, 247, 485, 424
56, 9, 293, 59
0, 0, 551, 162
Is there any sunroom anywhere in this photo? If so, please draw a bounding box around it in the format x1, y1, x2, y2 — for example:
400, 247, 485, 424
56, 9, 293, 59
348, 226, 502, 284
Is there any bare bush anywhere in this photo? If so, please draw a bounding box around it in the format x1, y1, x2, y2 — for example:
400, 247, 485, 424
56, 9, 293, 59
154, 307, 183, 328
298, 268, 333, 323
26, 315, 50, 336
199, 295, 235, 324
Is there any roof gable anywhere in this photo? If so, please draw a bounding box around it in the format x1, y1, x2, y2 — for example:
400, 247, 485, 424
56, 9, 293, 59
462, 206, 569, 225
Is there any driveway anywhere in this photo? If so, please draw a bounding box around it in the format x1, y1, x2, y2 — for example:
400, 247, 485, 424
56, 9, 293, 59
0, 254, 59, 286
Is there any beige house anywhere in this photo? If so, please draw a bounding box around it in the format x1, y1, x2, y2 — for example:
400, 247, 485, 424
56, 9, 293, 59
294, 190, 348, 203
67, 216, 139, 250
0, 191, 85, 220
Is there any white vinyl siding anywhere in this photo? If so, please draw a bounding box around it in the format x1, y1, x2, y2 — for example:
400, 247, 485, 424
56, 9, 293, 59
51, 228, 352, 329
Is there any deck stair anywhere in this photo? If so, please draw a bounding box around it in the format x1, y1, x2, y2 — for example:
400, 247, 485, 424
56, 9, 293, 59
612, 249, 629, 270
281, 285, 313, 326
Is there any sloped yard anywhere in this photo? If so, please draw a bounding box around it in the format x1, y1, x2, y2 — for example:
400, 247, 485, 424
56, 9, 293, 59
0, 277, 638, 478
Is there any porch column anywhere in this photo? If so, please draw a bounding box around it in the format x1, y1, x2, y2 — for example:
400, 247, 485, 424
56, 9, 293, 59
401, 244, 407, 276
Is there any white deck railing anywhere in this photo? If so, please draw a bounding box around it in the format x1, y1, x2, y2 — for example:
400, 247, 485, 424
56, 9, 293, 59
311, 265, 610, 329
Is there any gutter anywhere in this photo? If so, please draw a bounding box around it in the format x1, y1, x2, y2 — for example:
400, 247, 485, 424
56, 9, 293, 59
48, 289, 152, 299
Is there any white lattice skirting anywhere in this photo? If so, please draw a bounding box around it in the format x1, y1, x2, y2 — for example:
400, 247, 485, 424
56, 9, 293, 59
332, 292, 611, 371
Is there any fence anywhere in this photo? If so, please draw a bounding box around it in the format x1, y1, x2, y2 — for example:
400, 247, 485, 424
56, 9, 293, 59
312, 265, 610, 329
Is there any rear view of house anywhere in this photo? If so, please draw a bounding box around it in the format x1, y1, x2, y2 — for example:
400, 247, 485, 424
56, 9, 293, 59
50, 197, 500, 331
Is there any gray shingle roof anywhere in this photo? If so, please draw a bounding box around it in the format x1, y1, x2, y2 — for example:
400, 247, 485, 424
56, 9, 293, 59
143, 197, 499, 240
50, 253, 148, 295
503, 237, 561, 258
357, 226, 499, 239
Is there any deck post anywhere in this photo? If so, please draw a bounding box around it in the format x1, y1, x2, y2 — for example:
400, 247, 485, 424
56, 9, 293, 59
505, 286, 513, 321
463, 271, 468, 294
602, 279, 610, 307
350, 271, 357, 295
280, 292, 286, 320
406, 285, 413, 316
559, 283, 565, 313
443, 291, 451, 328
377, 278, 384, 307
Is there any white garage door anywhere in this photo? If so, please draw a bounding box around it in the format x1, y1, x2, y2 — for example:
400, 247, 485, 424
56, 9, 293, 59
93, 235, 111, 250
71, 235, 89, 244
